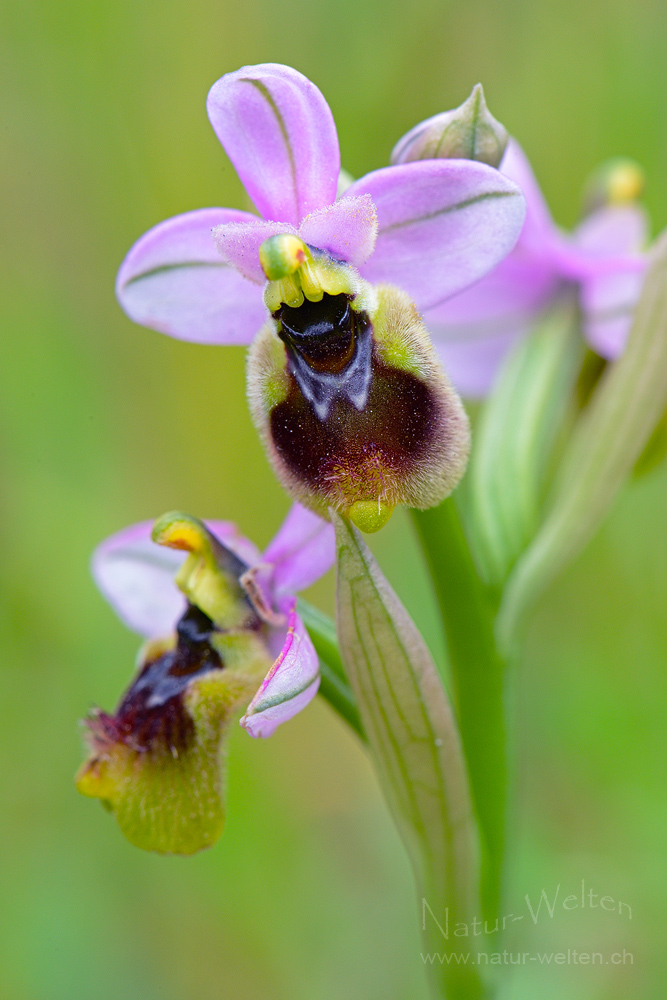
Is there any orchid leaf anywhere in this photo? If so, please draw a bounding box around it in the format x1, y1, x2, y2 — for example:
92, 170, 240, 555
465, 295, 582, 587
412, 500, 506, 921
333, 512, 484, 1000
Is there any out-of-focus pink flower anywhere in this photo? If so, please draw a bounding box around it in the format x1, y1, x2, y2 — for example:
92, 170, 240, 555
399, 140, 648, 398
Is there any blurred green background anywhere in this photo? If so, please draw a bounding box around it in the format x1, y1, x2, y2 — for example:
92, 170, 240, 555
2, 0, 667, 997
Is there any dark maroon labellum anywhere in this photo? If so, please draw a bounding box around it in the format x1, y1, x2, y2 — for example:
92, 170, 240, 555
270, 351, 441, 504
93, 605, 223, 754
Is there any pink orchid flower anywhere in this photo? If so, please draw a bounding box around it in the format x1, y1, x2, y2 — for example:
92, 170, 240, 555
115, 63, 526, 350
404, 139, 648, 398
92, 503, 334, 738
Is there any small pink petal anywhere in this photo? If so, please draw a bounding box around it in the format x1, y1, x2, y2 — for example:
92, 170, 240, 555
298, 196, 378, 266
213, 218, 296, 284
207, 63, 340, 226
348, 159, 525, 312
116, 209, 267, 344
240, 606, 320, 738
550, 205, 647, 282
576, 204, 648, 359
574, 204, 649, 256
263, 504, 335, 597
581, 269, 646, 359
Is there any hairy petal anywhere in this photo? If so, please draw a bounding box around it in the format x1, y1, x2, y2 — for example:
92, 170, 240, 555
93, 520, 261, 637
264, 504, 335, 597
212, 218, 296, 284
348, 160, 526, 311
116, 209, 267, 344
298, 196, 378, 266
207, 63, 340, 226
240, 606, 320, 738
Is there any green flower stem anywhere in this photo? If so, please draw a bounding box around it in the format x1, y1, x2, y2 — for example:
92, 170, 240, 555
411, 500, 507, 920
298, 598, 366, 741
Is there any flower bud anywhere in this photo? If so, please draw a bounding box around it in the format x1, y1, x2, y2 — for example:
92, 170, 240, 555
391, 84, 508, 169
248, 243, 471, 533
581, 157, 645, 216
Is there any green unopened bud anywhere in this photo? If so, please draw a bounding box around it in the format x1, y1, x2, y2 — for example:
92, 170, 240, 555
391, 83, 508, 168
152, 512, 255, 630
581, 158, 645, 216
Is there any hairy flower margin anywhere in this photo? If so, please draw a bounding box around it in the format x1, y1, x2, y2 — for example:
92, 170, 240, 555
77, 504, 334, 853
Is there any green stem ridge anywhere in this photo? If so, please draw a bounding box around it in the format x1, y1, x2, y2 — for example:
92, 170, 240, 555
466, 297, 582, 586
333, 512, 485, 1000
411, 501, 507, 922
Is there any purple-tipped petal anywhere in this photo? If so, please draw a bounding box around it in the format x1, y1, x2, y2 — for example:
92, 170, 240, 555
212, 218, 296, 284
263, 504, 335, 597
116, 209, 267, 344
347, 160, 525, 311
93, 519, 260, 637
207, 64, 340, 226
298, 196, 378, 266
240, 606, 320, 738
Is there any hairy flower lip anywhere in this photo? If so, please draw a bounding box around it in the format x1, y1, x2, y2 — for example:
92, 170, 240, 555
249, 283, 471, 524
91, 505, 335, 738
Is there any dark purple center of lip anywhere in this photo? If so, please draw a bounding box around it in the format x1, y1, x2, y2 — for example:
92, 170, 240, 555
269, 348, 440, 493
95, 604, 224, 754
275, 293, 360, 373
